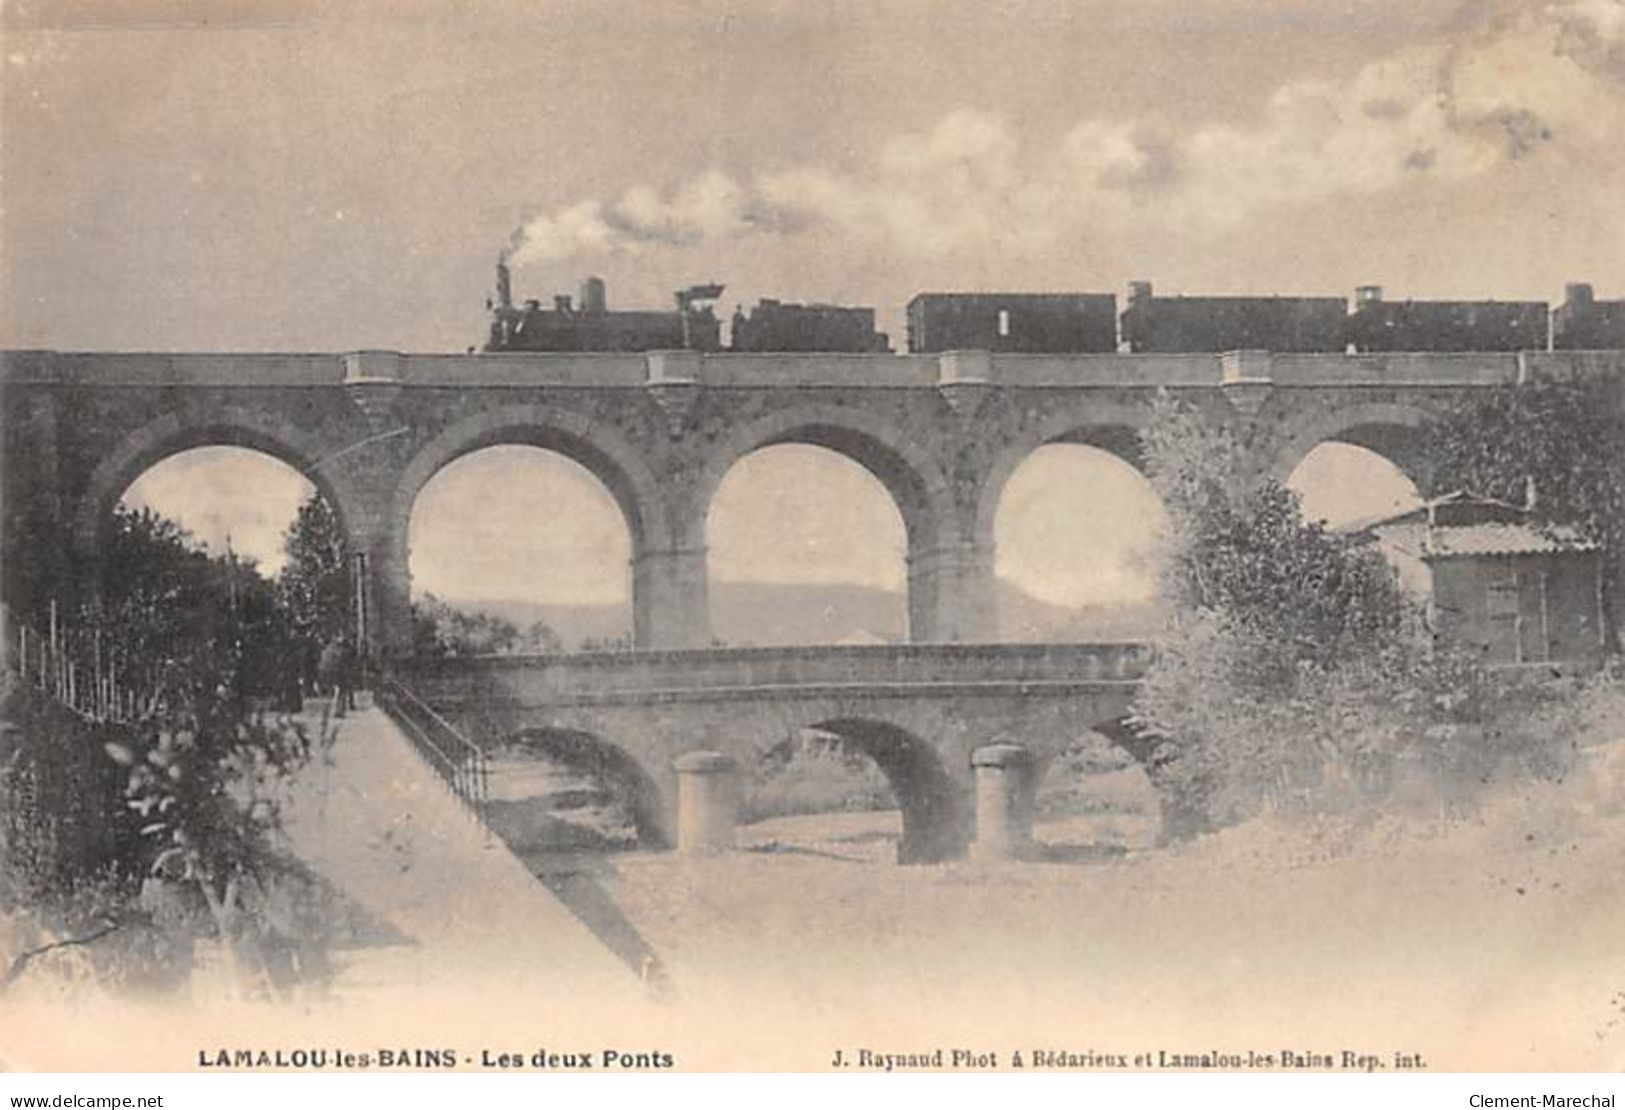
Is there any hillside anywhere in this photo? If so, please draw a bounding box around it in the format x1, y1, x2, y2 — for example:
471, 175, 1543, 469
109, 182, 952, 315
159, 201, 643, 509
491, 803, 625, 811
440, 579, 1166, 648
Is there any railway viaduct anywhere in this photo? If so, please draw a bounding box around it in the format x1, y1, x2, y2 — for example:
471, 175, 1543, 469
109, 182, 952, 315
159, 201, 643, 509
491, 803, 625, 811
9, 345, 1619, 656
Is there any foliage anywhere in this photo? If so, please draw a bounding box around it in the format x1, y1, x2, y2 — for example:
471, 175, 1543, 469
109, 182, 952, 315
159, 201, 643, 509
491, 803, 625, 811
0, 673, 140, 911
1426, 374, 1625, 646
5, 502, 342, 999
277, 493, 352, 670
1139, 391, 1405, 674
101, 511, 336, 996
411, 593, 562, 656
104, 684, 332, 997
97, 505, 302, 704
745, 733, 893, 822
1130, 392, 1414, 834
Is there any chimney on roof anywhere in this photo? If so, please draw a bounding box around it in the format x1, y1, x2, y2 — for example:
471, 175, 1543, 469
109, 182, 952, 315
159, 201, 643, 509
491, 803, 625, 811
1356, 285, 1383, 305
1128, 280, 1153, 304
1565, 282, 1595, 307
554, 294, 573, 315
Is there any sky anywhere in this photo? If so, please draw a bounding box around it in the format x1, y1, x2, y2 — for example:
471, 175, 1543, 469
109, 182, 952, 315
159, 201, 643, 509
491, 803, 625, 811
122, 440, 1417, 613
15, 0, 1619, 612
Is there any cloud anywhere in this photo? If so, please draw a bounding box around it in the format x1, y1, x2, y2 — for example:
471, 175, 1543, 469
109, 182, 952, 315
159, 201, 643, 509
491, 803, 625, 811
504, 0, 1623, 267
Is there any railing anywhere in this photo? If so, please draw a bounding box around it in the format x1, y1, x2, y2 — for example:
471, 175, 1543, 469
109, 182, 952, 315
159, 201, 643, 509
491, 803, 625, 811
3, 601, 148, 724
375, 673, 490, 815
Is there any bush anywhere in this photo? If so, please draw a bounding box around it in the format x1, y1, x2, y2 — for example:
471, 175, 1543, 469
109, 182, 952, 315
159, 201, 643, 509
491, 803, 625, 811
0, 674, 141, 911
1128, 391, 1588, 840
745, 734, 894, 822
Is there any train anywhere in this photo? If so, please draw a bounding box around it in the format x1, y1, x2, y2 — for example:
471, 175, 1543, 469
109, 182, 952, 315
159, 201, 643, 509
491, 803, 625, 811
482, 262, 1625, 355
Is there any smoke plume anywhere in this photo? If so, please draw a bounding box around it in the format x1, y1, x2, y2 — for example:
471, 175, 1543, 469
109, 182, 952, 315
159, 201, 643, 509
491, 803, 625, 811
501, 0, 1623, 268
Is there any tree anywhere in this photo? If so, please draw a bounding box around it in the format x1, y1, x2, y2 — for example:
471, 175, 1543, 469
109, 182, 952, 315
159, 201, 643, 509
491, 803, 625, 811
277, 493, 352, 653
1427, 374, 1625, 649
410, 594, 562, 657
1139, 392, 1402, 672
1129, 392, 1409, 833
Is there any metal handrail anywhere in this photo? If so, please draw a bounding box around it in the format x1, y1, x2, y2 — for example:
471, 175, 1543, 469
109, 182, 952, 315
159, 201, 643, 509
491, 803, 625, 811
377, 673, 490, 810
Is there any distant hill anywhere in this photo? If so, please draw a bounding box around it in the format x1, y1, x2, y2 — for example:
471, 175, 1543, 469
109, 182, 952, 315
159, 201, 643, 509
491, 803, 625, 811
440, 580, 1165, 648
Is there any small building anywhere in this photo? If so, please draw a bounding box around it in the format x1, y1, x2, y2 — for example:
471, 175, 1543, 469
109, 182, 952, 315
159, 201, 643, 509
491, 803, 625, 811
1553, 283, 1625, 350
1119, 281, 1345, 353
1345, 285, 1549, 352
906, 292, 1118, 354
1341, 493, 1604, 666
730, 299, 890, 353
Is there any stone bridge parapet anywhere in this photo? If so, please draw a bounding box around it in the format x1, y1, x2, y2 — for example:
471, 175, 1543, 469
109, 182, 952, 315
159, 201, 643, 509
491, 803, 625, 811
403, 641, 1152, 706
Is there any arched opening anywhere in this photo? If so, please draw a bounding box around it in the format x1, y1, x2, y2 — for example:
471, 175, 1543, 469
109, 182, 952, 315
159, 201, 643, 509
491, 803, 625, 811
106, 445, 344, 709
740, 718, 968, 864
992, 441, 1168, 641
1030, 729, 1164, 858
119, 445, 317, 573
706, 444, 908, 645
407, 445, 633, 654
482, 728, 668, 865
1286, 442, 1423, 530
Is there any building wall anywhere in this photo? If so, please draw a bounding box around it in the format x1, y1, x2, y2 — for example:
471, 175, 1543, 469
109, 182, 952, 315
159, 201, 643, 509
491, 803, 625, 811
1430, 552, 1603, 664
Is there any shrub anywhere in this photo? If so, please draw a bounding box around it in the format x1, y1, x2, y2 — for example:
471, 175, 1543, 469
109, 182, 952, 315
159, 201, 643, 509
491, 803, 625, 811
745, 734, 893, 822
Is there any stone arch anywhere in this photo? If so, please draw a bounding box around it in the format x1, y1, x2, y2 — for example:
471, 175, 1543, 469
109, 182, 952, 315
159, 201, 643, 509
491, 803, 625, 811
73, 407, 361, 564
804, 717, 970, 863
972, 399, 1154, 552
689, 404, 959, 556
1029, 717, 1166, 854
394, 405, 672, 562
1265, 401, 1437, 489
487, 726, 670, 850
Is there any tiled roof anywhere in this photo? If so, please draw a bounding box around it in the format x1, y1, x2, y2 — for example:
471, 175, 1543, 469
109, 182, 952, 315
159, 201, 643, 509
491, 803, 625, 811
1419, 522, 1596, 558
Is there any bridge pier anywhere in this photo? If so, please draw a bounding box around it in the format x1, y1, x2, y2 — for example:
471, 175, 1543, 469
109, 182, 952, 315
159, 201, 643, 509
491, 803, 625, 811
970, 743, 1035, 862
634, 546, 711, 649
908, 543, 997, 642
674, 751, 740, 855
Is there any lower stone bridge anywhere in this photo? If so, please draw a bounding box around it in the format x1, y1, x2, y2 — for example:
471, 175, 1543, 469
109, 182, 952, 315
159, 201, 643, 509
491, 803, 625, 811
399, 641, 1152, 863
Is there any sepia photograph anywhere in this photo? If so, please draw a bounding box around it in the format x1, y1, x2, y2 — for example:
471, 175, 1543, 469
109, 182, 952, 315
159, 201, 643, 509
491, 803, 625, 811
1, 0, 1623, 1083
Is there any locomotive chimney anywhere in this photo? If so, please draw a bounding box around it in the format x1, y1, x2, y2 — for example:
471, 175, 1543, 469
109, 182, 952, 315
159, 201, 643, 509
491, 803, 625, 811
495, 256, 513, 310
580, 276, 607, 315
554, 294, 573, 314
1355, 285, 1384, 304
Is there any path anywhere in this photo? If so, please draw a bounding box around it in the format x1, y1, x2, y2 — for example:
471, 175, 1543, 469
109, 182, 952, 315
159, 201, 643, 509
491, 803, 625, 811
281, 703, 647, 1005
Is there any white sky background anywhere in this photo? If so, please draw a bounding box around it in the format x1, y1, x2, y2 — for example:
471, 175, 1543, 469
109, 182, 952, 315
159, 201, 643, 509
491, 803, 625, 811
21, 0, 1622, 606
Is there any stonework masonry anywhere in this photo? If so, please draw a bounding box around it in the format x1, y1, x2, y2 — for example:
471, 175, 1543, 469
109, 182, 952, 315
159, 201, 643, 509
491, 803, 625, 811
6, 346, 1623, 660
9, 346, 1624, 862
